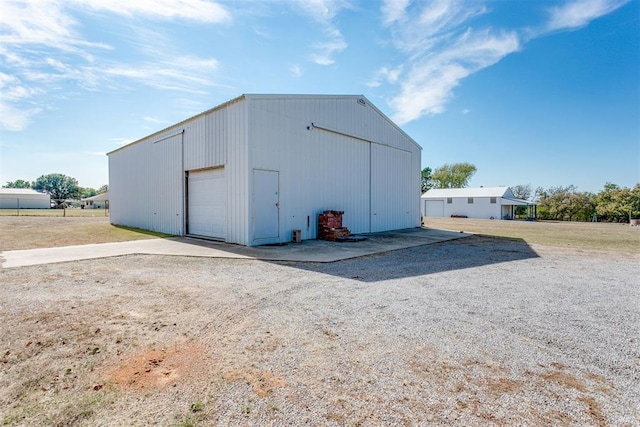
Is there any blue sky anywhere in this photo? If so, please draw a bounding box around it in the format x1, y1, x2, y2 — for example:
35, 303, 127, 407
1, 0, 638, 194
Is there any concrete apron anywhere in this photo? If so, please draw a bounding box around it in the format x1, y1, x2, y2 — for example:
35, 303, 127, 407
0, 228, 470, 269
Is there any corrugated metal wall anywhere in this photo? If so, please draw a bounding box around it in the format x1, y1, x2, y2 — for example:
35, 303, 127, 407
109, 130, 184, 235
109, 97, 249, 242
109, 95, 420, 246
247, 95, 421, 245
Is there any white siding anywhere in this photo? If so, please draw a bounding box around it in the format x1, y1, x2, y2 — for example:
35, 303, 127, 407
109, 94, 421, 246
421, 197, 502, 219
371, 143, 415, 231
0, 191, 50, 209
248, 103, 371, 244
247, 96, 421, 244
152, 133, 184, 234
109, 130, 184, 235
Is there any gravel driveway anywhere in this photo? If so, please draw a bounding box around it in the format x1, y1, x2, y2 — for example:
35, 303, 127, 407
1, 235, 638, 426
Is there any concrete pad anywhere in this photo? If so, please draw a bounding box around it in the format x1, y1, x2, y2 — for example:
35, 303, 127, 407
0, 228, 469, 268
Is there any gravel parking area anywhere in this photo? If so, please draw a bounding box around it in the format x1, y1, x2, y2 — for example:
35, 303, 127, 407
1, 235, 638, 426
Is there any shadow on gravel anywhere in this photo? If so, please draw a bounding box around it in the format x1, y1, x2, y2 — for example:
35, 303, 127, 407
279, 235, 540, 282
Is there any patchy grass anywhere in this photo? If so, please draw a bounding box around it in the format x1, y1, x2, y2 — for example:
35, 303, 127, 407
423, 217, 640, 254
0, 216, 171, 251
0, 208, 109, 217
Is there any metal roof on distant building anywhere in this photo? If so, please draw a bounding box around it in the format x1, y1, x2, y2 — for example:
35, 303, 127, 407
422, 186, 536, 205
0, 188, 48, 196
422, 187, 512, 198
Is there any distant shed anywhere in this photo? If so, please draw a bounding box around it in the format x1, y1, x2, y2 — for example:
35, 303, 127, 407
421, 187, 536, 220
108, 94, 422, 246
82, 192, 109, 209
0, 188, 51, 209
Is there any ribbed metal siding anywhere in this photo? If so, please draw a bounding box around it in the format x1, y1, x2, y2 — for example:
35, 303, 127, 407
152, 134, 183, 234
247, 96, 420, 244
109, 140, 153, 230
370, 143, 414, 232
183, 98, 248, 244
223, 100, 249, 245
109, 130, 183, 235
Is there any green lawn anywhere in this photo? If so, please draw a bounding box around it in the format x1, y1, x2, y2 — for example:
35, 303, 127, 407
423, 217, 640, 254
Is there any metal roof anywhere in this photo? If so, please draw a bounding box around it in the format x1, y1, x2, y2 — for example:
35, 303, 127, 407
81, 192, 109, 202
0, 188, 48, 196
422, 186, 512, 198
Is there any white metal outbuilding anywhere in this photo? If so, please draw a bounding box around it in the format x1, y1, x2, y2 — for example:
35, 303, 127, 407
81, 192, 109, 209
421, 187, 536, 220
108, 94, 422, 246
0, 188, 51, 209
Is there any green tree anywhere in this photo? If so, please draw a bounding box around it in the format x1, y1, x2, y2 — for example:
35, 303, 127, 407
33, 173, 80, 205
80, 187, 97, 198
595, 183, 640, 222
3, 179, 32, 188
421, 167, 432, 193
97, 184, 109, 194
512, 184, 533, 217
536, 185, 595, 221
431, 163, 477, 189
511, 184, 532, 200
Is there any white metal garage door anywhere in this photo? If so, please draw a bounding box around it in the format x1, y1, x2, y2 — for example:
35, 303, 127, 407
424, 200, 444, 217
187, 167, 226, 239
370, 143, 413, 232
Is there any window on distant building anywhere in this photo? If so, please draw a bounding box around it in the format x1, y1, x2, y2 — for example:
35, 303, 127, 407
447, 198, 453, 204
468, 197, 474, 204
490, 197, 497, 204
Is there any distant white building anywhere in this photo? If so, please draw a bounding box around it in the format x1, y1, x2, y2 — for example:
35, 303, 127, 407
421, 187, 536, 220
82, 192, 109, 209
0, 188, 51, 209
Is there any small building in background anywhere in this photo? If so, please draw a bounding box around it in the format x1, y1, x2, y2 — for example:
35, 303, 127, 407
0, 188, 51, 209
82, 192, 109, 209
421, 187, 536, 220
108, 94, 422, 246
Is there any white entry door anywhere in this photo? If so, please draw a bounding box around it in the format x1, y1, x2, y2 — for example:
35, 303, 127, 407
187, 167, 226, 239
253, 169, 279, 240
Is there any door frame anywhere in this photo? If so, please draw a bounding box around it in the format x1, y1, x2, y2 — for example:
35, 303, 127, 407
252, 168, 280, 242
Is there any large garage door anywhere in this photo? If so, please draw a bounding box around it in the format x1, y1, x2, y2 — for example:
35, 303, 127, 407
370, 143, 413, 232
187, 167, 226, 239
425, 200, 444, 217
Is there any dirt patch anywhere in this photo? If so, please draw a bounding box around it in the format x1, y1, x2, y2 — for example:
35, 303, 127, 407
105, 343, 210, 391
223, 368, 286, 397
541, 369, 587, 392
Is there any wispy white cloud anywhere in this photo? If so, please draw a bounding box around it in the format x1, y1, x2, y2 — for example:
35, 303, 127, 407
0, 72, 42, 131
0, 0, 230, 131
546, 0, 627, 31
75, 0, 231, 23
381, 0, 626, 125
294, 0, 350, 65
381, 0, 411, 25
290, 64, 303, 78
143, 116, 168, 125
366, 65, 403, 87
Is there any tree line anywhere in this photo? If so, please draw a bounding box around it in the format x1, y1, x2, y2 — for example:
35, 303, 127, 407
533, 183, 640, 223
422, 163, 639, 223
3, 174, 108, 206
